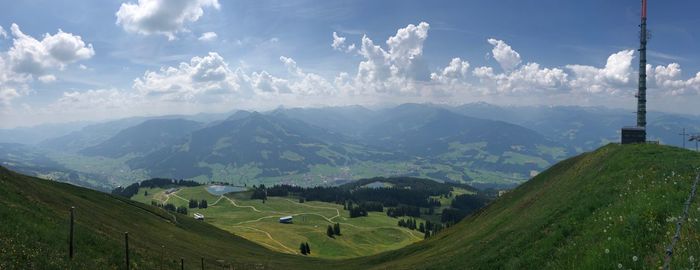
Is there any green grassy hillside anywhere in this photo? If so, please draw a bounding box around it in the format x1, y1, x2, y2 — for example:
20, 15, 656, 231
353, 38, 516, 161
3, 143, 700, 269
131, 186, 425, 259
0, 166, 336, 269
350, 144, 700, 269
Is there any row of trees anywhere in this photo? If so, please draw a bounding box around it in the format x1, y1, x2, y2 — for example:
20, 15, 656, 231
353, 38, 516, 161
440, 194, 490, 224
152, 201, 188, 215
345, 201, 383, 218
112, 178, 200, 198
188, 199, 208, 209
251, 185, 268, 201
299, 242, 311, 255
397, 218, 446, 239
386, 206, 421, 218
261, 181, 448, 208
326, 223, 341, 238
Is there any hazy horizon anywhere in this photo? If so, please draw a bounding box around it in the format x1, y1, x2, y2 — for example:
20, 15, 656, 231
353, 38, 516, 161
1, 0, 699, 128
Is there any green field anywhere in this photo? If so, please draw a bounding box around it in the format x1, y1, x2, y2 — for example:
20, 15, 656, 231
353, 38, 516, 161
132, 186, 425, 258
6, 144, 700, 269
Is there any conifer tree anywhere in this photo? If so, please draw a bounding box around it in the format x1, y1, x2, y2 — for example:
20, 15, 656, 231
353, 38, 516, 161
305, 242, 311, 254
333, 223, 341, 235
300, 242, 307, 255
326, 225, 334, 238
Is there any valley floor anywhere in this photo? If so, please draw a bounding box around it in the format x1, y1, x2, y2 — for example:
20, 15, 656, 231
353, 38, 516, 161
132, 186, 425, 258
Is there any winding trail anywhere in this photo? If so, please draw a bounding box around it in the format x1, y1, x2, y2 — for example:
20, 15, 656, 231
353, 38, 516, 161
283, 198, 341, 220
170, 192, 190, 203
224, 197, 262, 212
209, 195, 225, 206
231, 225, 297, 254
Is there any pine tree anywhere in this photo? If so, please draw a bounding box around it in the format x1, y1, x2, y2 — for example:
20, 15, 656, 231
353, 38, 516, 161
199, 199, 208, 209
300, 242, 307, 255
419, 222, 425, 233
305, 242, 311, 254
326, 225, 334, 238
144, 190, 148, 196
424, 229, 431, 239
333, 223, 341, 235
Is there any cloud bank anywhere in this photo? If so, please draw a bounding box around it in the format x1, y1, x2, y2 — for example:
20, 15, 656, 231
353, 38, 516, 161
116, 0, 220, 40
4, 20, 700, 127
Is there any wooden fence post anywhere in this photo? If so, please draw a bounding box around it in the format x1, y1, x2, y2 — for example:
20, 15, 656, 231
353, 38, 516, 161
69, 206, 75, 259
125, 232, 130, 270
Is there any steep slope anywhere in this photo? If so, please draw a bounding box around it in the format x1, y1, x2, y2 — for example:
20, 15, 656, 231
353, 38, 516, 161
0, 166, 337, 269
127, 113, 394, 179
79, 119, 203, 158
350, 144, 700, 269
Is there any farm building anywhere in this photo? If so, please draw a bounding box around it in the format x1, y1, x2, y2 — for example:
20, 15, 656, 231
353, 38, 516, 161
194, 213, 204, 220
279, 216, 293, 224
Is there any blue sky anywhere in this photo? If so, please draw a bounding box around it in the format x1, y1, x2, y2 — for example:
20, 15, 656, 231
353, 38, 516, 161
0, 0, 699, 128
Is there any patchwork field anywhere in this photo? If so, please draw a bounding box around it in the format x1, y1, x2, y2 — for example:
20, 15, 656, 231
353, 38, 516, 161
132, 186, 426, 259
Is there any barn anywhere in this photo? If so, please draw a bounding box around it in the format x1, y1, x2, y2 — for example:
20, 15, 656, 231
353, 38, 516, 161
279, 216, 293, 224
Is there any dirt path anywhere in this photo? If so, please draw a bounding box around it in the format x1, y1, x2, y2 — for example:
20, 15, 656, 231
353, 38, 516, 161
170, 192, 190, 203
209, 195, 225, 206
232, 225, 297, 254
224, 197, 262, 212
283, 198, 341, 220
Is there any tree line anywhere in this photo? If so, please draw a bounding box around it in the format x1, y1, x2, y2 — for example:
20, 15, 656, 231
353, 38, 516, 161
397, 218, 445, 239
151, 201, 188, 215
440, 194, 490, 224
112, 178, 200, 198
188, 199, 208, 209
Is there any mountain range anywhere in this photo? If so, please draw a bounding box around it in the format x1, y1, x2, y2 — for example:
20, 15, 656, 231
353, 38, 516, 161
1, 103, 698, 189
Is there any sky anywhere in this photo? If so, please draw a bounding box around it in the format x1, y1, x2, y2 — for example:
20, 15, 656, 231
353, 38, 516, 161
0, 0, 699, 128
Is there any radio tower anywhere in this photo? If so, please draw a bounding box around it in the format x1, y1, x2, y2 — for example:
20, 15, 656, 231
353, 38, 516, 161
637, 0, 648, 133
622, 0, 649, 144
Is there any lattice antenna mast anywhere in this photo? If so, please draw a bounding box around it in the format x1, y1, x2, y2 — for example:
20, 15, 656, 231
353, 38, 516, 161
637, 0, 648, 133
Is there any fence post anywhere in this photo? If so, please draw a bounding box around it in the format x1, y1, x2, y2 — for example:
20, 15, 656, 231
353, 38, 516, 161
201, 257, 204, 270
181, 258, 184, 270
125, 232, 130, 270
161, 245, 165, 270
69, 206, 75, 259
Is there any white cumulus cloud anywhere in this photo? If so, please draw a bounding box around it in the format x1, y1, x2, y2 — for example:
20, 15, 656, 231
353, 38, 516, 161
133, 52, 237, 100
431, 58, 470, 84
566, 50, 635, 94
0, 24, 93, 108
116, 0, 220, 40
653, 63, 700, 95
7, 24, 94, 76
488, 38, 522, 71
353, 22, 430, 94
198, 31, 217, 41
0, 26, 7, 39
331, 32, 355, 52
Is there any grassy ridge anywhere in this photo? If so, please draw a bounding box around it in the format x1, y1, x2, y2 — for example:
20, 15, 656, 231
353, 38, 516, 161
0, 166, 338, 269
350, 144, 700, 269
3, 143, 700, 269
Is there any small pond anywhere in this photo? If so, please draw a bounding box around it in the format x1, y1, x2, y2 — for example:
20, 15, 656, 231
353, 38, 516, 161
206, 185, 247, 196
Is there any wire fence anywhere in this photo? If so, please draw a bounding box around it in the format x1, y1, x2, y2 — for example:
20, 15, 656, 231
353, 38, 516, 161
663, 170, 700, 270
